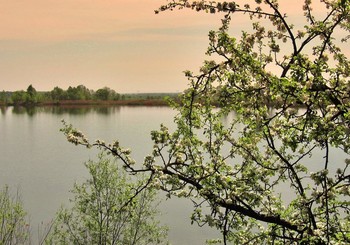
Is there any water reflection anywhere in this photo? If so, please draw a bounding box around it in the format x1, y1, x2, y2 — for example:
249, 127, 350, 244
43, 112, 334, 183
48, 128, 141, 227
12, 106, 37, 116
0, 106, 7, 115
10, 105, 123, 116
2, 105, 217, 245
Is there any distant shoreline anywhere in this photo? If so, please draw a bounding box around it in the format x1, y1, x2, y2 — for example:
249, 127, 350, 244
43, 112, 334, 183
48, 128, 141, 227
0, 85, 180, 107
0, 98, 172, 107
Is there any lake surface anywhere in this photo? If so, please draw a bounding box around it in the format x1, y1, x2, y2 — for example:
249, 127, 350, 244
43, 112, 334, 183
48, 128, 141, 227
1, 106, 348, 244
0, 106, 219, 245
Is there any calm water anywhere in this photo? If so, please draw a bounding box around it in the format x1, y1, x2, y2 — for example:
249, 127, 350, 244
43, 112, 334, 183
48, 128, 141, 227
0, 106, 219, 245
1, 106, 347, 244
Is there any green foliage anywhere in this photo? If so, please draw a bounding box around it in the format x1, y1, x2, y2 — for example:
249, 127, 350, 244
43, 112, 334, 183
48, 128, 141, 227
26, 84, 37, 104
0, 186, 30, 244
94, 87, 120, 101
62, 1, 350, 244
3, 85, 176, 105
10, 91, 27, 105
7, 85, 40, 105
47, 154, 168, 245
0, 91, 9, 104
66, 85, 93, 100
50, 86, 66, 101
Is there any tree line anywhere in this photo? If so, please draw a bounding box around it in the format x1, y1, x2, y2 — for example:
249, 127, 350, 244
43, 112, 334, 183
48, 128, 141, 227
0, 85, 121, 106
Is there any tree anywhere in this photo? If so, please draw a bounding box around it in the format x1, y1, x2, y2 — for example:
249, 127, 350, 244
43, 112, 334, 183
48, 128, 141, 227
50, 86, 66, 101
94, 87, 119, 101
11, 91, 27, 105
0, 90, 9, 104
62, 1, 350, 244
95, 88, 110, 100
65, 85, 93, 100
77, 85, 93, 100
0, 186, 30, 244
47, 153, 168, 245
26, 84, 37, 104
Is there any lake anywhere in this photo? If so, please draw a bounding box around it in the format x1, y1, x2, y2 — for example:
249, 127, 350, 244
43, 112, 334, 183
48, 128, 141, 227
1, 105, 347, 244
0, 106, 219, 245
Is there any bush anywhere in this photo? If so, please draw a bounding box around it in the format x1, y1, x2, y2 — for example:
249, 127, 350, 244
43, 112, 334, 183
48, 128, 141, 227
47, 154, 168, 245
0, 186, 30, 244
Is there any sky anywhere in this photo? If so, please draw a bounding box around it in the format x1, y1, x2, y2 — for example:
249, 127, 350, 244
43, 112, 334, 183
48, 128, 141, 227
0, 0, 222, 93
0, 0, 346, 93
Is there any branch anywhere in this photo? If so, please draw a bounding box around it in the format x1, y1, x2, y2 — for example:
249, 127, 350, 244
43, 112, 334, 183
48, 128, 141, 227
265, 0, 297, 54
161, 166, 303, 234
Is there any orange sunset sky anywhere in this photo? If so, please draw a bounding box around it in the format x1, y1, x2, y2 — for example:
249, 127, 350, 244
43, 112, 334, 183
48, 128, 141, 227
0, 0, 341, 93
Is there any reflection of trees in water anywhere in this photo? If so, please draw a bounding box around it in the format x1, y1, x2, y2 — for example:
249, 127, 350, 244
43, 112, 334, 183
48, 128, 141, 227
51, 106, 122, 115
50, 106, 93, 115
0, 106, 8, 115
12, 106, 36, 117
10, 105, 122, 116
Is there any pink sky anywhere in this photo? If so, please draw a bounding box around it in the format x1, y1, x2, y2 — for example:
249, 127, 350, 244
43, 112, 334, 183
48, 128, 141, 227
0, 0, 220, 92
0, 0, 345, 92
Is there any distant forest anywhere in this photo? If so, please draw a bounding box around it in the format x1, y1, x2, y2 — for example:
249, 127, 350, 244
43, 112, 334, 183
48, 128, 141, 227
0, 85, 179, 106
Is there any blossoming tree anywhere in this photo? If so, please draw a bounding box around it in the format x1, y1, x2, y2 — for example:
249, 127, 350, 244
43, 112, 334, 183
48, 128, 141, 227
62, 0, 350, 244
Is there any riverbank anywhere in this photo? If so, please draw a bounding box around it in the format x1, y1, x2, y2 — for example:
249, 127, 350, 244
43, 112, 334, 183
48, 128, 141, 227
0, 85, 180, 107
0, 98, 174, 107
